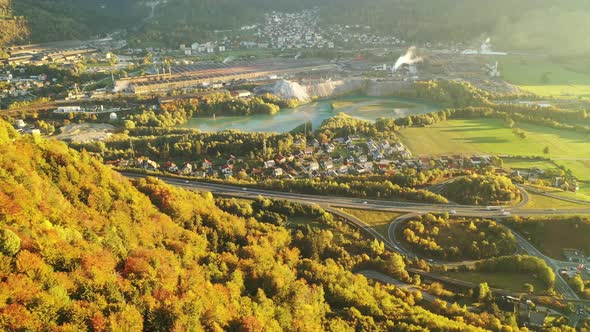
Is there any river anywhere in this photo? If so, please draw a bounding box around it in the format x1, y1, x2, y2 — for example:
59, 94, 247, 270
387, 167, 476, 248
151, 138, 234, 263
179, 96, 440, 133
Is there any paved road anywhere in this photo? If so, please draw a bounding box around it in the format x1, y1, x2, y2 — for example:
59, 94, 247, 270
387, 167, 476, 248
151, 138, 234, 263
121, 173, 590, 217
121, 172, 590, 324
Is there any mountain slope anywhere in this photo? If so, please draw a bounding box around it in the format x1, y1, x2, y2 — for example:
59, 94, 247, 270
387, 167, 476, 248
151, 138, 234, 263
0, 120, 513, 330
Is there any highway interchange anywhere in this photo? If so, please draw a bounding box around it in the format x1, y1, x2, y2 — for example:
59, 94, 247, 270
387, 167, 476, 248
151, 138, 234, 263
122, 172, 590, 326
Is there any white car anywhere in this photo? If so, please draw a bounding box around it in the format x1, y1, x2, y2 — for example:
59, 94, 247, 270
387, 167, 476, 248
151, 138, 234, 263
449, 210, 457, 215
185, 180, 189, 183
362, 201, 368, 205
242, 188, 248, 191
502, 211, 511, 216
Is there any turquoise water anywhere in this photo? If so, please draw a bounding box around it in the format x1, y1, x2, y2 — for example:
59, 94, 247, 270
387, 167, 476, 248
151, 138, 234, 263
179, 96, 440, 133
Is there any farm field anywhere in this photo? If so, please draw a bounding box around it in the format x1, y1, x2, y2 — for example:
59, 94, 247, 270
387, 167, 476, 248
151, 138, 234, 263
440, 271, 546, 295
490, 54, 590, 99
501, 157, 557, 171
399, 118, 590, 182
399, 118, 590, 160
340, 208, 402, 238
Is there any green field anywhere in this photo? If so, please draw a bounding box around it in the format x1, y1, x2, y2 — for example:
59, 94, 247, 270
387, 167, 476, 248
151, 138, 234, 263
399, 118, 590, 160
340, 208, 402, 238
490, 55, 590, 99
501, 157, 557, 171
523, 192, 589, 210
440, 271, 546, 295
400, 118, 590, 188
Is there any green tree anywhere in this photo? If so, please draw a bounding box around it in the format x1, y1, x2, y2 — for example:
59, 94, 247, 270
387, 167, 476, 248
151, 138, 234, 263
476, 282, 492, 302
0, 228, 20, 256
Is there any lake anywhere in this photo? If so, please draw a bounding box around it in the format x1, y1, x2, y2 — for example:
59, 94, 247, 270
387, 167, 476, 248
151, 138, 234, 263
179, 96, 440, 133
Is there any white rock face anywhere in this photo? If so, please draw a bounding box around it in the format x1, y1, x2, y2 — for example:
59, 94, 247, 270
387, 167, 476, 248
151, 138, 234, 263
270, 80, 310, 101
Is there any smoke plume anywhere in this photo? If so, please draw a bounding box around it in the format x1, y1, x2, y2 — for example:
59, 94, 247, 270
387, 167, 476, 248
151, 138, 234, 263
393, 46, 423, 72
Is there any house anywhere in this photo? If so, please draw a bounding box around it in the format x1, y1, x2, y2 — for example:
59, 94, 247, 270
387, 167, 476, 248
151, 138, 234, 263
180, 163, 193, 175
273, 168, 284, 177
393, 142, 405, 152
141, 159, 159, 171
400, 150, 412, 159
322, 160, 334, 170
334, 136, 352, 145
363, 162, 374, 172
345, 156, 355, 164
164, 162, 179, 173
371, 150, 384, 161
275, 155, 287, 164
202, 159, 213, 169
221, 164, 234, 176
304, 146, 315, 156
338, 165, 349, 174
357, 155, 368, 163
325, 143, 335, 153
309, 162, 320, 172
327, 170, 338, 177
264, 160, 276, 168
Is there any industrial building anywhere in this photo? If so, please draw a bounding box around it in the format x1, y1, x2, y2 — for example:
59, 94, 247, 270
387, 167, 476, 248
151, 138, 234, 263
114, 59, 337, 95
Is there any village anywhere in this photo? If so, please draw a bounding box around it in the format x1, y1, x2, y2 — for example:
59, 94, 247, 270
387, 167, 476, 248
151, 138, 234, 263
112, 133, 495, 181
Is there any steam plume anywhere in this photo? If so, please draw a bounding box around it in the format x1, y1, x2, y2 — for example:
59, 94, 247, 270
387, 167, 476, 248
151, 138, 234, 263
393, 46, 423, 72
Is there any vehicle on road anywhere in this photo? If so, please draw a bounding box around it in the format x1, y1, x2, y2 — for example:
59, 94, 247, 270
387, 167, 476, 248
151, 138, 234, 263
502, 211, 511, 216
362, 201, 368, 204
242, 188, 248, 191
449, 210, 457, 215
185, 180, 189, 183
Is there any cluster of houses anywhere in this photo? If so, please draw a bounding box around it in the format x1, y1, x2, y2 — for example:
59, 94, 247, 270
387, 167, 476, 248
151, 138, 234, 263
512, 167, 579, 192
324, 24, 406, 48
0, 71, 49, 100
110, 135, 505, 182
261, 8, 334, 50
180, 40, 229, 56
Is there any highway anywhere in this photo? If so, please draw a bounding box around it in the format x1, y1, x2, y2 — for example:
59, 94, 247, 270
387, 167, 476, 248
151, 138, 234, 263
121, 172, 590, 324
121, 172, 590, 217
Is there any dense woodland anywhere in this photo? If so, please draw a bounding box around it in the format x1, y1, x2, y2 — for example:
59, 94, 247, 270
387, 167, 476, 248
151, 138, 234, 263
400, 214, 517, 261
442, 175, 521, 205
0, 119, 526, 330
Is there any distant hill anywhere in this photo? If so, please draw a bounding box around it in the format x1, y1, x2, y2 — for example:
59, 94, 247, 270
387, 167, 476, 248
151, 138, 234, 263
7, 0, 590, 56
0, 0, 29, 47
10, 0, 147, 44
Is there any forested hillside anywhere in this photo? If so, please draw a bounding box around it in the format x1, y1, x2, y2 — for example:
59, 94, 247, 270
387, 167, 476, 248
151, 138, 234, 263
0, 0, 29, 47
0, 120, 513, 330
9, 0, 146, 44
7, 0, 590, 55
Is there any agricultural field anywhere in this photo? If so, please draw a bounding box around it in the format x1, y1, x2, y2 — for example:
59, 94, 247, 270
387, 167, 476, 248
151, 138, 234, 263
440, 271, 546, 295
399, 118, 590, 160
340, 208, 402, 238
501, 157, 558, 171
399, 118, 590, 201
490, 54, 590, 99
